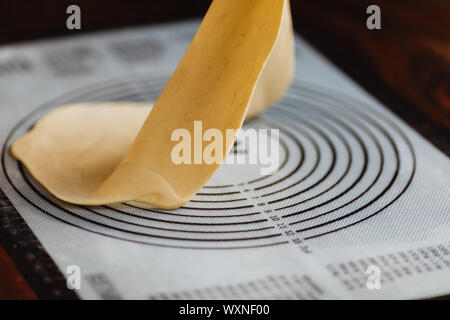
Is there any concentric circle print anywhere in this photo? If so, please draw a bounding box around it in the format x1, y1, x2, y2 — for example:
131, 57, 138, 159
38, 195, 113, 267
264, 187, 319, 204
1, 74, 415, 249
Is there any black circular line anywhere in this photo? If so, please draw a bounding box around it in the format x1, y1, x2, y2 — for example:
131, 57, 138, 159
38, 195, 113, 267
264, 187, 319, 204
11, 74, 169, 132
262, 109, 340, 201
280, 92, 395, 229
196, 190, 240, 196
7, 165, 287, 249
287, 122, 382, 222
233, 120, 292, 186
252, 118, 320, 192
78, 85, 155, 102
189, 198, 247, 203
18, 163, 270, 228
1, 140, 285, 249
271, 100, 369, 212
89, 201, 275, 233
195, 112, 307, 191
54, 79, 160, 106
121, 203, 262, 218
167, 117, 295, 201
105, 93, 149, 102
301, 89, 416, 240
54, 191, 275, 233
187, 123, 297, 200
7, 170, 287, 249
19, 162, 281, 242
265, 106, 352, 205
287, 83, 414, 237
52, 193, 275, 234
103, 202, 267, 225
74, 77, 167, 102
270, 87, 391, 216
203, 184, 234, 189
181, 204, 254, 210
242, 119, 292, 185
1, 146, 282, 250
293, 147, 395, 232
250, 118, 309, 191
284, 97, 384, 222
66, 86, 162, 104
304, 154, 414, 241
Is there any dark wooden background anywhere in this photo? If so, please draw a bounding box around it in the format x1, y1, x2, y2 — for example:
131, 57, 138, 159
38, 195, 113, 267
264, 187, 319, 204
0, 0, 449, 299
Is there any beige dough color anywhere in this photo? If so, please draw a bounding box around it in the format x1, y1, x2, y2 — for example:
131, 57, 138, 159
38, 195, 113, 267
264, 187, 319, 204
11, 0, 295, 209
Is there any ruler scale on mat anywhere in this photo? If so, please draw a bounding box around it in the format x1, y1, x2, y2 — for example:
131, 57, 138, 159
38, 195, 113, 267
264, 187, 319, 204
0, 20, 449, 299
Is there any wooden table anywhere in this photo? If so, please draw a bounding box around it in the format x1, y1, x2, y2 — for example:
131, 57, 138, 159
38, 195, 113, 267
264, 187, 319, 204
0, 0, 449, 299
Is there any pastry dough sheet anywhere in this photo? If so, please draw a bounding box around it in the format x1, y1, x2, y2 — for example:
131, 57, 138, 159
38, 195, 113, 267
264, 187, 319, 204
11, 0, 295, 209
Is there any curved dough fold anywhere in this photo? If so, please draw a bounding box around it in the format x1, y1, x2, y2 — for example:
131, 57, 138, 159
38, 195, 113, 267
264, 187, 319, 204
11, 0, 295, 209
